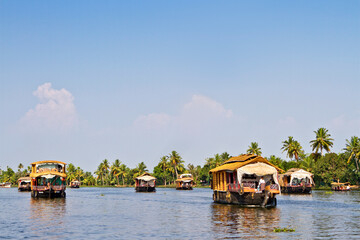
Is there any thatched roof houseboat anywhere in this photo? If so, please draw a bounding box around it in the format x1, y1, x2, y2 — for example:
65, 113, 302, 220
279, 168, 314, 194
18, 177, 32, 191
135, 173, 156, 192
209, 154, 283, 207
175, 174, 194, 190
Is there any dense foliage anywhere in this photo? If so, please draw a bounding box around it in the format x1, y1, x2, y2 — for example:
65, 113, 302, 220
1, 128, 360, 187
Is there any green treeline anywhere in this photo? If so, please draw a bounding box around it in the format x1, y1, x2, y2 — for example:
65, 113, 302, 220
1, 128, 360, 187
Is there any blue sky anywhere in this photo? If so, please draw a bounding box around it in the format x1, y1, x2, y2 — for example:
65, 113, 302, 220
1, 1, 359, 172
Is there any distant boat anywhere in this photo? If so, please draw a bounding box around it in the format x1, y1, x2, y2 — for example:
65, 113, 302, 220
209, 154, 282, 207
18, 177, 32, 192
175, 174, 194, 190
135, 173, 156, 192
30, 160, 67, 198
0, 182, 11, 188
331, 182, 351, 191
279, 168, 314, 194
70, 180, 80, 188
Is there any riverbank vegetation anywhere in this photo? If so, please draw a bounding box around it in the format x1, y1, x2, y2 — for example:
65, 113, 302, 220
1, 128, 359, 187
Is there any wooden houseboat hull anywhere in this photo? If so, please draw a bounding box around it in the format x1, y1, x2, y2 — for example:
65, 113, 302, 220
31, 189, 66, 198
70, 185, 80, 188
18, 186, 31, 192
213, 190, 277, 207
176, 186, 193, 190
135, 186, 156, 192
281, 186, 312, 194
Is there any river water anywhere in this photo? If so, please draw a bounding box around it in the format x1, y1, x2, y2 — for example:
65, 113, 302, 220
1, 188, 360, 239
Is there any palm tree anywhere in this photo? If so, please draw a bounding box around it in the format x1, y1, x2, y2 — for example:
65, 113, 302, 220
118, 164, 128, 186
169, 151, 183, 179
281, 136, 303, 161
343, 136, 360, 171
214, 154, 223, 167
220, 152, 231, 162
247, 142, 262, 156
159, 156, 169, 185
134, 162, 148, 178
310, 127, 334, 155
75, 167, 84, 182
111, 159, 121, 185
17, 163, 24, 177
101, 159, 110, 185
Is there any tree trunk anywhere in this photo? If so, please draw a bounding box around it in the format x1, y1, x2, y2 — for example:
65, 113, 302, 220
122, 176, 125, 186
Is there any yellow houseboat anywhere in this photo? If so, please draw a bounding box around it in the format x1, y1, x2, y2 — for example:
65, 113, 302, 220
279, 168, 314, 194
30, 160, 67, 198
175, 174, 194, 190
135, 173, 156, 192
210, 154, 283, 207
18, 177, 32, 192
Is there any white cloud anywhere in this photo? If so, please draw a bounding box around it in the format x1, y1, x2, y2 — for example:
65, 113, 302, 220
133, 113, 171, 130
133, 94, 233, 132
20, 83, 78, 131
182, 95, 233, 118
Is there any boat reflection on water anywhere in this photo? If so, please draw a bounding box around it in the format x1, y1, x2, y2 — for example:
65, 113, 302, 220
29, 198, 67, 238
211, 203, 281, 239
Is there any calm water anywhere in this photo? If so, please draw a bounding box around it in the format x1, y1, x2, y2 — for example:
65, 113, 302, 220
1, 188, 360, 239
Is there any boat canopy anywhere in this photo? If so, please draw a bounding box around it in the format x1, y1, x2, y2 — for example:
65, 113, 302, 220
18, 177, 31, 182
331, 182, 350, 186
280, 168, 314, 185
209, 154, 283, 173
31, 160, 66, 166
237, 162, 280, 189
136, 173, 156, 182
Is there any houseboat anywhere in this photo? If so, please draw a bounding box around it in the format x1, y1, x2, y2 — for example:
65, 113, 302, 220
0, 182, 11, 188
175, 174, 194, 190
18, 177, 32, 191
30, 160, 67, 198
135, 173, 156, 192
70, 180, 80, 188
279, 168, 314, 194
209, 154, 283, 207
331, 182, 351, 191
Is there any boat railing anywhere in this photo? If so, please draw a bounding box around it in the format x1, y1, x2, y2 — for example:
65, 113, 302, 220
270, 184, 279, 190
33, 186, 48, 191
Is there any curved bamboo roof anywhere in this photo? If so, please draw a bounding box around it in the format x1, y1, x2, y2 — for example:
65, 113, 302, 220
18, 177, 32, 181
31, 160, 66, 166
281, 168, 313, 176
209, 154, 284, 173
175, 177, 193, 182
331, 182, 350, 186
135, 172, 156, 181
30, 171, 66, 178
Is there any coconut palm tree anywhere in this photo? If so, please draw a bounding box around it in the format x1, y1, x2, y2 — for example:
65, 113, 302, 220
75, 167, 84, 182
247, 142, 262, 156
220, 152, 231, 162
101, 159, 110, 185
281, 136, 303, 161
169, 151, 183, 179
111, 159, 121, 185
134, 162, 148, 178
159, 156, 169, 185
310, 128, 334, 155
343, 136, 360, 171
118, 164, 128, 186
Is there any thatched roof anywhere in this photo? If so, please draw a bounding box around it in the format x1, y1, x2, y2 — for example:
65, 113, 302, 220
209, 154, 283, 173
18, 177, 31, 182
135, 172, 156, 181
282, 168, 313, 176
